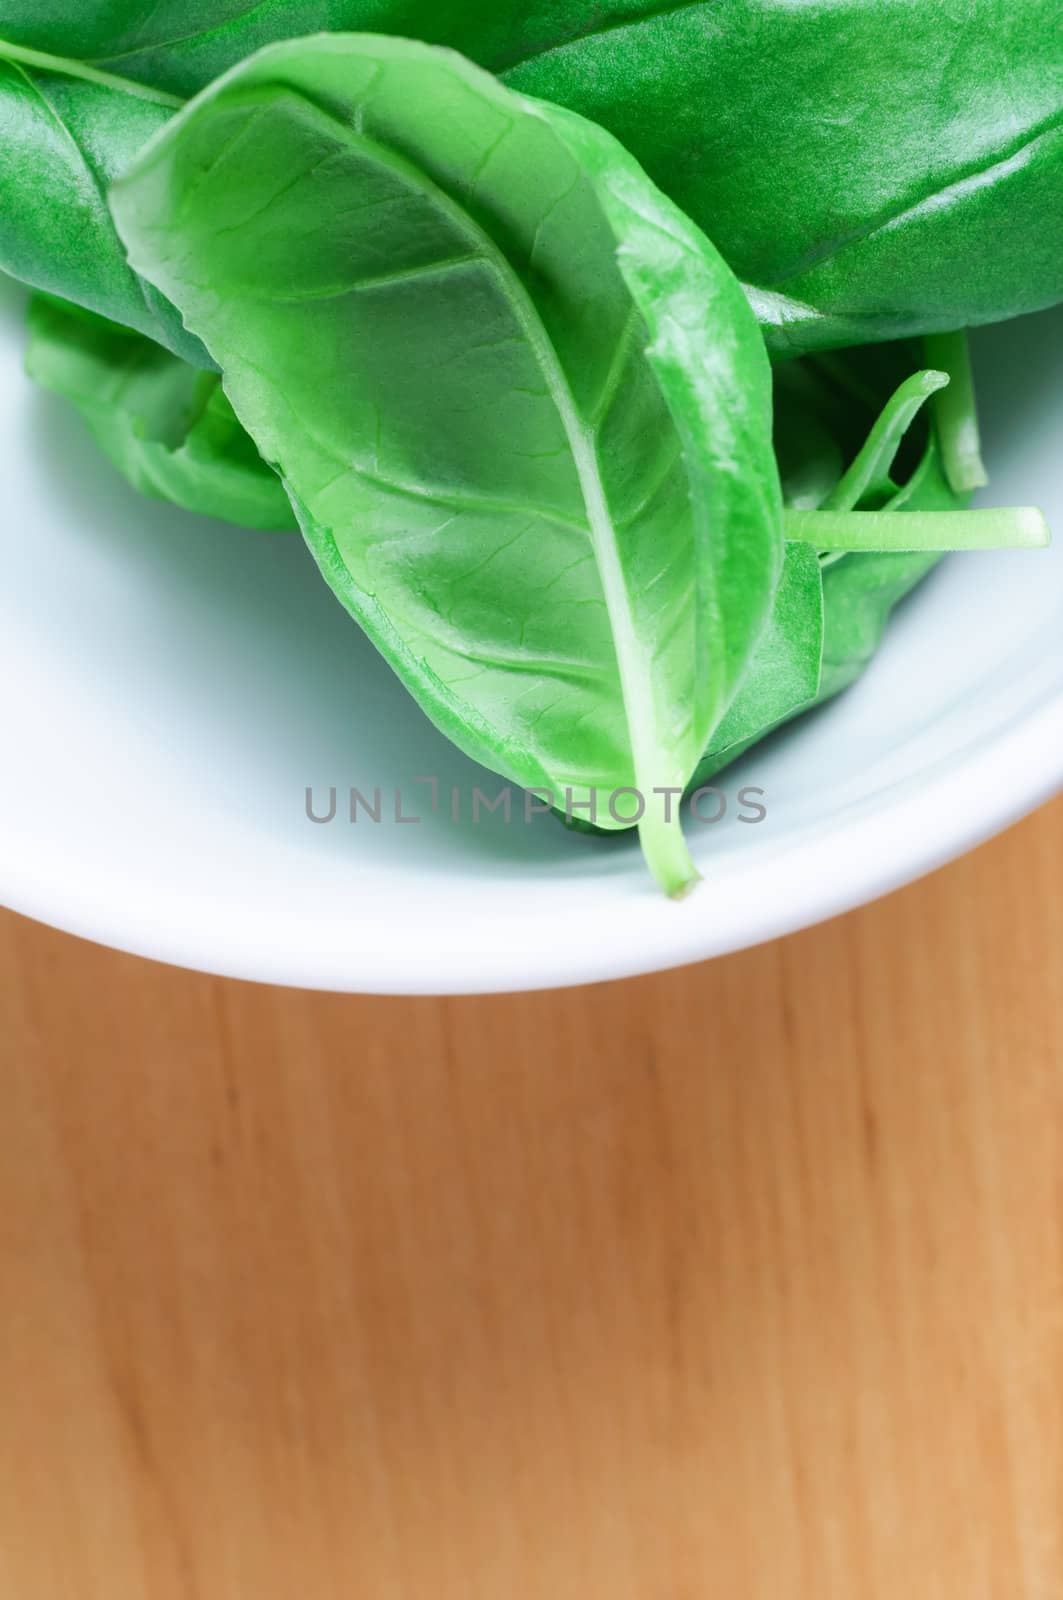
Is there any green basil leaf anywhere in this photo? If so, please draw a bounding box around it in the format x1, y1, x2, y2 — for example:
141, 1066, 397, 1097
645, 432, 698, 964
4, 2, 1059, 348
25, 292, 297, 529
694, 540, 825, 781
817, 445, 962, 704
0, 46, 207, 363
110, 34, 784, 896
503, 2, 1063, 351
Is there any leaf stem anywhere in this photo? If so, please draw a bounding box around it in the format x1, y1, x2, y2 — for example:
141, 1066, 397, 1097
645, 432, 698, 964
639, 814, 701, 900
0, 39, 183, 108
923, 329, 989, 494
823, 369, 948, 512
787, 507, 1049, 553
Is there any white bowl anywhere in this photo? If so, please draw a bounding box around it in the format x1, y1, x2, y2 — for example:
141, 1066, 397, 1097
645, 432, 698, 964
1, 275, 1060, 994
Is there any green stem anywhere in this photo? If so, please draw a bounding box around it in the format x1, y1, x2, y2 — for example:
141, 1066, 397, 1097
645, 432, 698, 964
823, 369, 948, 512
0, 39, 183, 108
923, 330, 989, 495
639, 814, 701, 900
787, 507, 1049, 553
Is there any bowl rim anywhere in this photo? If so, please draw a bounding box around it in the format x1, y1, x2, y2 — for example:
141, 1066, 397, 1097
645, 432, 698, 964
4, 678, 1061, 994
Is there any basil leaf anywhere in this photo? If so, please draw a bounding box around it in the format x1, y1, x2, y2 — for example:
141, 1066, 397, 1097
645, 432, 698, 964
0, 46, 207, 363
110, 35, 783, 896
25, 292, 296, 530
0, 3, 382, 93
818, 446, 961, 704
4, 1, 1059, 348
502, 2, 1063, 351
696, 540, 825, 780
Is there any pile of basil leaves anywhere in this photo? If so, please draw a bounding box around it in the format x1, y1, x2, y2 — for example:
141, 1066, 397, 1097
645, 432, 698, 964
2, 6, 1059, 894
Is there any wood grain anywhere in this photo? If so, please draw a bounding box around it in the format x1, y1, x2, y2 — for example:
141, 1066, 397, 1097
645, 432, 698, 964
1, 801, 1061, 1600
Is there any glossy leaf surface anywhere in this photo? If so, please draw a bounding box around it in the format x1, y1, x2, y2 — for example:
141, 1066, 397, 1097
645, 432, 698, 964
2, 1, 1059, 348
0, 45, 206, 360
111, 35, 783, 893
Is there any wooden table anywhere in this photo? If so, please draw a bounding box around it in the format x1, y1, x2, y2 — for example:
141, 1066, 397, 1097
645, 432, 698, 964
1, 800, 1060, 1600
